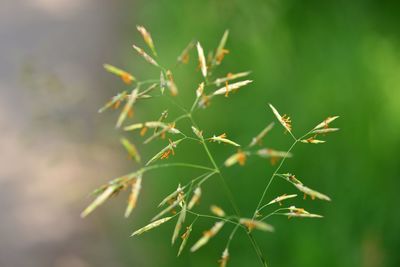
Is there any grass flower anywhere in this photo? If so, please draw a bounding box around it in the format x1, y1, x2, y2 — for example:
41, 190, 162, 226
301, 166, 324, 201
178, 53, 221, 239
103, 64, 135, 84
190, 221, 224, 252
210, 205, 226, 217
136, 25, 157, 56
131, 217, 173, 236
210, 133, 240, 147
124, 175, 142, 218
239, 218, 274, 232
196, 42, 207, 77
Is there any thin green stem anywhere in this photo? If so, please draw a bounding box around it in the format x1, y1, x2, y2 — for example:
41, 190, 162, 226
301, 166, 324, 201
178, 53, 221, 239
252, 140, 298, 219
143, 162, 215, 173
186, 210, 242, 227
247, 233, 268, 267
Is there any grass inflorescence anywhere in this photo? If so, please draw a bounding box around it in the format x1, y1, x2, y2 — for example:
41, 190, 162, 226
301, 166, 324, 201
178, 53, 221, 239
82, 26, 340, 267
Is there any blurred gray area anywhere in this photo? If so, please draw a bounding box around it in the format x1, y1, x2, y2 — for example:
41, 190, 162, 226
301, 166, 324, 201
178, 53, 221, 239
0, 1, 131, 266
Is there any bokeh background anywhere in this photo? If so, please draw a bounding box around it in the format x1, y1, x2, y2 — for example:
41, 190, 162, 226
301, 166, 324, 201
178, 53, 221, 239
1, 0, 399, 266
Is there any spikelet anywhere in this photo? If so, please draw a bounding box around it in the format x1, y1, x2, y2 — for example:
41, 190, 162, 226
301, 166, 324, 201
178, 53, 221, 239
224, 150, 247, 167
190, 221, 224, 252
210, 205, 225, 217
154, 110, 168, 134
218, 248, 229, 267
191, 126, 203, 139
239, 218, 274, 232
196, 82, 204, 98
124, 175, 142, 218
280, 173, 303, 185
166, 70, 178, 96
312, 128, 339, 134
138, 83, 158, 98
212, 80, 253, 96
160, 71, 166, 94
257, 148, 292, 159
187, 187, 201, 210
136, 25, 157, 56
132, 44, 159, 67
98, 91, 128, 113
313, 116, 339, 130
152, 199, 181, 222
210, 133, 240, 147
196, 42, 207, 77
268, 104, 292, 133
146, 138, 184, 166
144, 123, 179, 144
300, 138, 326, 144
177, 40, 195, 65
131, 217, 172, 236
177, 225, 192, 256
294, 183, 331, 201
81, 185, 118, 218
116, 88, 138, 128
172, 203, 187, 244
214, 30, 229, 65
103, 64, 135, 84
120, 137, 141, 163
284, 213, 323, 218
124, 121, 181, 134
249, 122, 275, 147
213, 71, 251, 86
267, 194, 297, 206
285, 206, 323, 218
158, 184, 183, 207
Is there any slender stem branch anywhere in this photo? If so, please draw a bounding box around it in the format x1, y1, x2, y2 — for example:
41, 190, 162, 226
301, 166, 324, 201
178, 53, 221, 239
143, 162, 216, 173
247, 233, 268, 267
252, 140, 298, 219
186, 210, 242, 227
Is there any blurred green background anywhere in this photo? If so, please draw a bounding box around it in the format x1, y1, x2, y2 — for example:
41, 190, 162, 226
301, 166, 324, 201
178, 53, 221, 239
2, 0, 399, 266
